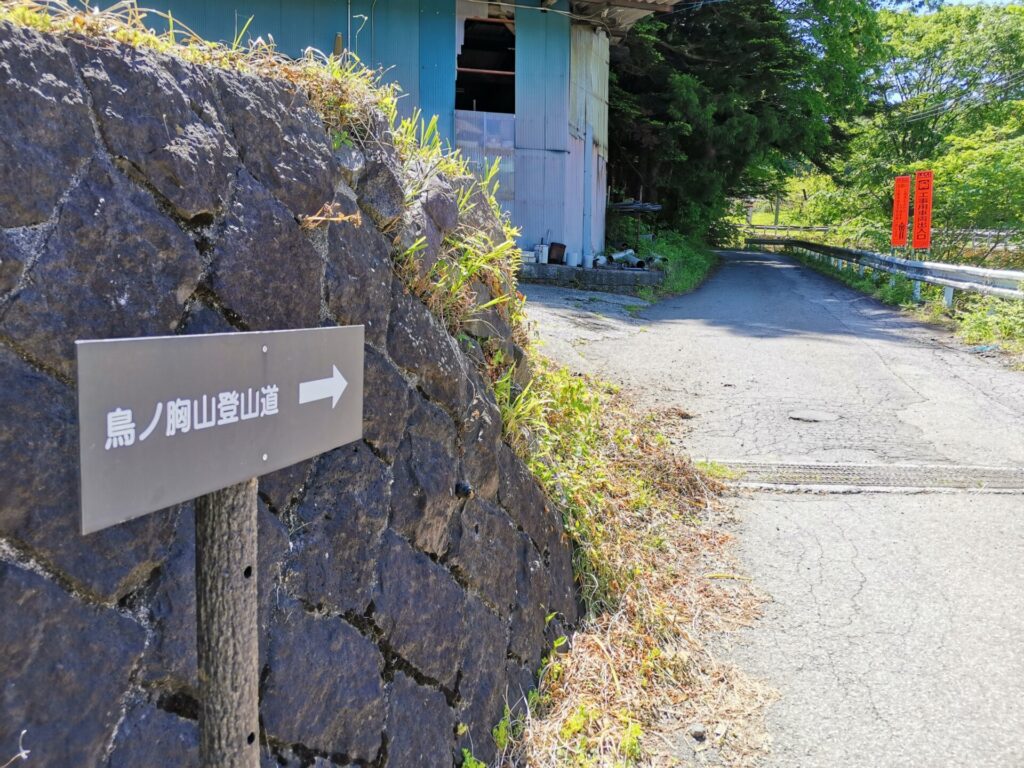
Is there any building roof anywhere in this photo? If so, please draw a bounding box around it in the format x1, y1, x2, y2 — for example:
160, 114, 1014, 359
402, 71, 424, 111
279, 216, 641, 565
570, 0, 677, 38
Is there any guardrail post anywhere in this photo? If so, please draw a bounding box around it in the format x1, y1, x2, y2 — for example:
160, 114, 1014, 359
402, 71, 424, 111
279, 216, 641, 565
912, 280, 922, 303
943, 286, 955, 309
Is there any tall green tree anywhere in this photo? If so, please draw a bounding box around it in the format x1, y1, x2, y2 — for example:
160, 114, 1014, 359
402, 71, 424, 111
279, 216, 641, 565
798, 6, 1024, 261
608, 0, 879, 239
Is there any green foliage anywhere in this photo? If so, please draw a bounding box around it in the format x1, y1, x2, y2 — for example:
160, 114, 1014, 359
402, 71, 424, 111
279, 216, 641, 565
788, 6, 1024, 265
639, 232, 717, 295
393, 110, 472, 195
957, 294, 1024, 353
492, 709, 510, 752
608, 0, 879, 239
492, 705, 523, 752
494, 361, 617, 611
429, 235, 516, 332
560, 704, 596, 742
330, 129, 354, 151
493, 367, 551, 456
460, 749, 487, 768
619, 719, 643, 761
695, 460, 741, 481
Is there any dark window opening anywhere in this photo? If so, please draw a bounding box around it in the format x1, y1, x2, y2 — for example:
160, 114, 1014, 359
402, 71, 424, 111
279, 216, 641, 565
456, 17, 515, 113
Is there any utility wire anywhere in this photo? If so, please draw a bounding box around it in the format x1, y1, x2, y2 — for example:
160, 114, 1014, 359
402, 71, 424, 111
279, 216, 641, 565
902, 68, 1024, 123
654, 0, 734, 18
904, 71, 1024, 122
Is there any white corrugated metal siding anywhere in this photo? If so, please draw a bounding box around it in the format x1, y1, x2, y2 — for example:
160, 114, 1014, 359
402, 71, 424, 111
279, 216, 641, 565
563, 133, 586, 257
454, 110, 516, 208
569, 24, 609, 155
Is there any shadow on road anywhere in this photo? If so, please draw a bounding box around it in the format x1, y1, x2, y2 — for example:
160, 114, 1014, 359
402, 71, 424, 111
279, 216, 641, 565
523, 249, 933, 348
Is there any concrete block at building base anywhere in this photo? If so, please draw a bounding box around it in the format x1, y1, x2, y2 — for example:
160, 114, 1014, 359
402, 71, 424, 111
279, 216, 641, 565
519, 262, 664, 292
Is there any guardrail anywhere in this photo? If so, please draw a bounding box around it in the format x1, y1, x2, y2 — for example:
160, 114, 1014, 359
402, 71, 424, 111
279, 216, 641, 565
744, 225, 1022, 252
746, 237, 1024, 305
747, 224, 830, 233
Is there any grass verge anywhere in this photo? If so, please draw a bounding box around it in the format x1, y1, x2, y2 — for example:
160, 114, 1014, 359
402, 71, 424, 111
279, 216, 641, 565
493, 359, 772, 766
637, 233, 717, 301
785, 249, 1024, 365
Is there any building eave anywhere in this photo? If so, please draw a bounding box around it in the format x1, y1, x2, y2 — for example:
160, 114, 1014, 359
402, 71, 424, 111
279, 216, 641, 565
570, 0, 676, 38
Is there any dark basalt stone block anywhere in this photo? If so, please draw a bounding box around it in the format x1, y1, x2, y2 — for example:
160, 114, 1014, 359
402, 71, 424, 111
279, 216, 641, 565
263, 600, 385, 761
0, 561, 147, 766
0, 22, 95, 228
384, 672, 456, 768
372, 530, 466, 689
208, 171, 321, 332
0, 160, 201, 379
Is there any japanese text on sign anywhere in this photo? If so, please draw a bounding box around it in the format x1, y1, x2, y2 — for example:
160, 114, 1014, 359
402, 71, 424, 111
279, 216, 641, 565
891, 175, 911, 247
77, 327, 364, 535
105, 386, 279, 450
912, 170, 934, 250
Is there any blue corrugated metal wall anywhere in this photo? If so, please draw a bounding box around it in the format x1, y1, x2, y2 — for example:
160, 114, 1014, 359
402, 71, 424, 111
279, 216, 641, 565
514, 0, 569, 152
145, 0, 454, 140
417, 0, 456, 143
146, 0, 338, 57
350, 0, 421, 115
513, 0, 573, 254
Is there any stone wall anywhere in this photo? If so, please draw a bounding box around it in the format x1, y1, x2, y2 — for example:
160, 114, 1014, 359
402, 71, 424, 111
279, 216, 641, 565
0, 22, 576, 767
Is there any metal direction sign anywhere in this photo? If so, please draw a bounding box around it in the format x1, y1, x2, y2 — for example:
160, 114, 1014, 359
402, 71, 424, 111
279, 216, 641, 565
77, 326, 364, 534
912, 170, 934, 249
891, 175, 911, 247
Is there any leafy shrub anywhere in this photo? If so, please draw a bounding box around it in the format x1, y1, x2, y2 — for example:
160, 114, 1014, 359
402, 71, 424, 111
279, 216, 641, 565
639, 232, 717, 296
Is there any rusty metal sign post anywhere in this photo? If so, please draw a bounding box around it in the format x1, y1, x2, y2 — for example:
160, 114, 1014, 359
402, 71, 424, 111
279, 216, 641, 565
76, 327, 364, 767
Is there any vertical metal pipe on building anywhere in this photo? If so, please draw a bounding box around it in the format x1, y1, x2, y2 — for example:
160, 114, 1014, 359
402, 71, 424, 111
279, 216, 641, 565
582, 122, 594, 262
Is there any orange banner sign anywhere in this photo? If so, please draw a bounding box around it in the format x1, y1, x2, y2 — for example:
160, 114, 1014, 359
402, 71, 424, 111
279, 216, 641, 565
912, 170, 934, 250
891, 175, 911, 246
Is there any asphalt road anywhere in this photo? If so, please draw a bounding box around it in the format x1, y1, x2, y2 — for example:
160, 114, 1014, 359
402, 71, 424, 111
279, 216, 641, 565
525, 250, 1024, 767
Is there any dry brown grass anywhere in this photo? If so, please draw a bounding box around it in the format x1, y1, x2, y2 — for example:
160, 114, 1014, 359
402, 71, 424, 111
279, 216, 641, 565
299, 203, 362, 230
497, 378, 774, 767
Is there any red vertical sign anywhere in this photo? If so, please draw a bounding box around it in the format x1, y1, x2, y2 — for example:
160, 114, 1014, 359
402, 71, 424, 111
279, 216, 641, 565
891, 175, 911, 247
912, 170, 934, 250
